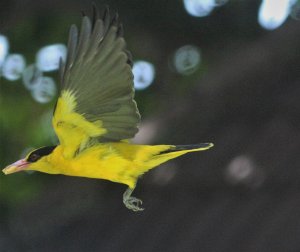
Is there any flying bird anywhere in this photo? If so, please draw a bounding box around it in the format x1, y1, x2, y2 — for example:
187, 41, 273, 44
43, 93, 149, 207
2, 5, 213, 211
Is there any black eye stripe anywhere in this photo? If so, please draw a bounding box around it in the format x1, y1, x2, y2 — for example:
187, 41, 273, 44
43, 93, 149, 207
27, 146, 57, 163
28, 153, 40, 162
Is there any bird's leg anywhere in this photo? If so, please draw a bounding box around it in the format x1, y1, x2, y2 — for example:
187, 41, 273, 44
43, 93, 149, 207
123, 186, 144, 212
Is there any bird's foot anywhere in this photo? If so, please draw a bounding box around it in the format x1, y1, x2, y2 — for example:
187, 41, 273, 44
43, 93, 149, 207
123, 187, 144, 212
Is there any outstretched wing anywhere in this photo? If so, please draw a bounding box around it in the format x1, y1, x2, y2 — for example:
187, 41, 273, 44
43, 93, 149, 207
52, 6, 140, 158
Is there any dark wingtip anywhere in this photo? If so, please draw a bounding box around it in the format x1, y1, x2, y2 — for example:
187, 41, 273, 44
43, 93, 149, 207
102, 5, 110, 20
92, 1, 97, 12
159, 143, 214, 155
125, 49, 133, 67
117, 23, 124, 37
111, 12, 119, 26
91, 2, 100, 28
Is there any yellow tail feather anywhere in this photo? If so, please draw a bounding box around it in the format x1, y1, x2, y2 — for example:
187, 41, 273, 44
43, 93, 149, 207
143, 143, 214, 172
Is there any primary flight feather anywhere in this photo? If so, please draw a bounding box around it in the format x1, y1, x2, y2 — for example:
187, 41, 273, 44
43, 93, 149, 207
2, 5, 213, 211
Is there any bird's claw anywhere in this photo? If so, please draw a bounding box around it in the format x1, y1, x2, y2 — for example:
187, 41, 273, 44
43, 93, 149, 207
123, 187, 144, 212
124, 196, 144, 211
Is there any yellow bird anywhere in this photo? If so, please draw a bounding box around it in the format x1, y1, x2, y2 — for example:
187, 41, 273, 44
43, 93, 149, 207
2, 6, 213, 211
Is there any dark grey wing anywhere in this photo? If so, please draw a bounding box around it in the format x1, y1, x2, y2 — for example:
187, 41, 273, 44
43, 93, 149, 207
58, 5, 140, 142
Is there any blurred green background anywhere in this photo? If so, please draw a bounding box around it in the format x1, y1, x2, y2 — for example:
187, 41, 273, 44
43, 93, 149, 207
1, 0, 300, 251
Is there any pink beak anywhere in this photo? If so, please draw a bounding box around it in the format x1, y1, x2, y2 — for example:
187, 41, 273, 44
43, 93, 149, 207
2, 159, 29, 175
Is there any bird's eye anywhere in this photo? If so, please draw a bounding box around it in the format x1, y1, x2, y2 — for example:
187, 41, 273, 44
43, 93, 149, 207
28, 153, 40, 162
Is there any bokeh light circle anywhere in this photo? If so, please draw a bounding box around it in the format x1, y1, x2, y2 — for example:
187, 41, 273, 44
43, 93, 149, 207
258, 0, 293, 30
183, 0, 215, 17
31, 76, 57, 103
2, 54, 26, 81
22, 64, 43, 90
173, 45, 201, 75
132, 61, 155, 90
36, 44, 67, 72
0, 34, 9, 68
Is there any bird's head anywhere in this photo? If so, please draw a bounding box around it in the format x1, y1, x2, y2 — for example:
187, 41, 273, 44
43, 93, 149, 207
2, 146, 57, 175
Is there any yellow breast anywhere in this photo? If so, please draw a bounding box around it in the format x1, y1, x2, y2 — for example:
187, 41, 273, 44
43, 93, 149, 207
49, 144, 138, 188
